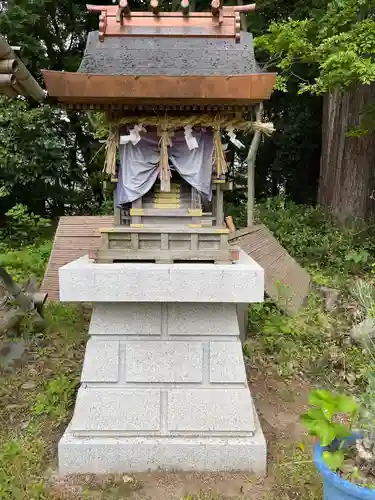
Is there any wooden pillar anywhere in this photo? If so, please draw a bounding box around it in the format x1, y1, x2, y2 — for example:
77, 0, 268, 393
215, 184, 224, 226
113, 183, 121, 225
246, 102, 263, 227
130, 197, 143, 226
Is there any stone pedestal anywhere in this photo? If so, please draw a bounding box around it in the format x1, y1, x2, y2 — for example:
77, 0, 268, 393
58, 251, 266, 474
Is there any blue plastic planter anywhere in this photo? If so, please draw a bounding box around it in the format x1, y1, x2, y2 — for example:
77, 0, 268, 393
314, 436, 375, 500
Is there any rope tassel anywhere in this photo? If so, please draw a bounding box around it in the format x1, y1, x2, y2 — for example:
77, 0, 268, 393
103, 128, 119, 176
213, 120, 227, 178
158, 123, 172, 192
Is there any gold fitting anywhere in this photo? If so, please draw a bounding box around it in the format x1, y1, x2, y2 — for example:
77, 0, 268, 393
188, 209, 203, 216
130, 208, 145, 216
154, 192, 181, 199
154, 203, 180, 209
130, 224, 144, 228
98, 227, 114, 233
188, 224, 202, 228
215, 228, 230, 234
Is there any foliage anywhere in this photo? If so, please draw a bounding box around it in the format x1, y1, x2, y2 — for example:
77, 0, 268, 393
0, 96, 102, 220
256, 0, 375, 94
301, 389, 357, 470
32, 374, 78, 423
254, 87, 322, 205
258, 197, 375, 279
0, 241, 51, 283
244, 198, 375, 388
0, 204, 50, 247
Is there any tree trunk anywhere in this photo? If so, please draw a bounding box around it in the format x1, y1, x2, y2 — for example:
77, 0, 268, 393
318, 84, 375, 224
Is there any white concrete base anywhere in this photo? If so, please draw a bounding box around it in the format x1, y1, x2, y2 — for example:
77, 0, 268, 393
59, 250, 264, 303
58, 253, 266, 475
59, 417, 267, 474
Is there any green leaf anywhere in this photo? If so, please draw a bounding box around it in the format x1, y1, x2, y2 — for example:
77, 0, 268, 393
309, 389, 334, 406
318, 421, 338, 446
332, 423, 351, 439
335, 395, 358, 415
301, 410, 337, 445
323, 450, 345, 471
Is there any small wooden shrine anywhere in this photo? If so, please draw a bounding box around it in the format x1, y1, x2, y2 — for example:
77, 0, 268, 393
43, 1, 276, 264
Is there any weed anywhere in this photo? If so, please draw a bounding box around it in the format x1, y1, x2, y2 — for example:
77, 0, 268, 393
266, 445, 322, 500
32, 374, 78, 422
0, 436, 49, 499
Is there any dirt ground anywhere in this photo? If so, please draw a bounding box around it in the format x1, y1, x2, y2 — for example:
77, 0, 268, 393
50, 361, 317, 500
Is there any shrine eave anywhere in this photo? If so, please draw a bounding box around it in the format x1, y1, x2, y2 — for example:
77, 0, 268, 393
41, 71, 276, 108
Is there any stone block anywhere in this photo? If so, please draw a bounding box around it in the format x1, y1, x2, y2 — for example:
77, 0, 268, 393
89, 303, 162, 336
81, 339, 119, 383
59, 252, 264, 304
125, 342, 203, 383
70, 388, 160, 434
59, 421, 267, 474
209, 342, 246, 384
168, 389, 255, 433
167, 303, 239, 336
236, 303, 249, 344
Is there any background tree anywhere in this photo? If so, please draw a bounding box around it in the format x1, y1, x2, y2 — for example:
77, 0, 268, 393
256, 0, 375, 223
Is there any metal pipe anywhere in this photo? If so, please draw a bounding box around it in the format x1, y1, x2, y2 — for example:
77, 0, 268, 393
0, 73, 16, 87
0, 36, 44, 101
0, 59, 18, 74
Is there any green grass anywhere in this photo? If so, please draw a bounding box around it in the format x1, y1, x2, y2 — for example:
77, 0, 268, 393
0, 301, 88, 499
265, 446, 322, 500
245, 289, 372, 390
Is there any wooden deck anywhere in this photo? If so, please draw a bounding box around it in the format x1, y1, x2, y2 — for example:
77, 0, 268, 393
41, 216, 114, 301
229, 226, 311, 315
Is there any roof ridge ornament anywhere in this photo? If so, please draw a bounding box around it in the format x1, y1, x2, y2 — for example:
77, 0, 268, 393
87, 3, 256, 43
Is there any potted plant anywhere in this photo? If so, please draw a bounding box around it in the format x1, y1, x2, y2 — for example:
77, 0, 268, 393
301, 385, 375, 499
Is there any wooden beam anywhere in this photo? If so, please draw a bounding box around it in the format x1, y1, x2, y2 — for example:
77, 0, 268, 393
87, 5, 235, 17
42, 71, 277, 104
104, 14, 234, 37
247, 102, 263, 227
233, 3, 256, 12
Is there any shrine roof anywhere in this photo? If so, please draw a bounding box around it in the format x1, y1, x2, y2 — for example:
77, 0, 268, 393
42, 2, 276, 110
78, 31, 260, 76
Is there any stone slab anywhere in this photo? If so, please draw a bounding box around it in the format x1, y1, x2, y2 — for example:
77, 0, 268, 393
237, 303, 249, 344
209, 342, 246, 384
81, 339, 119, 383
90, 303, 162, 336
125, 342, 203, 383
70, 388, 160, 434
167, 303, 239, 336
59, 250, 264, 304
168, 389, 255, 433
59, 418, 266, 474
